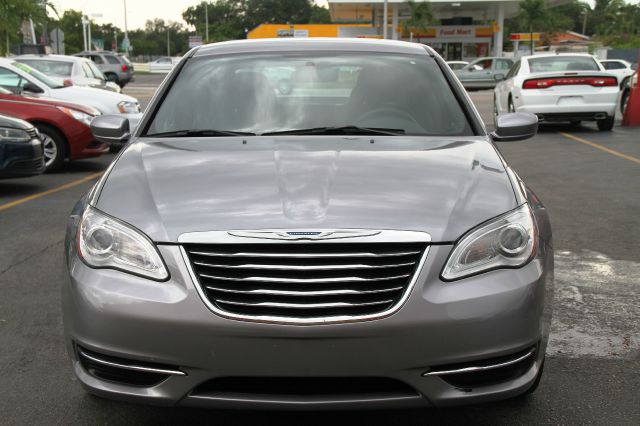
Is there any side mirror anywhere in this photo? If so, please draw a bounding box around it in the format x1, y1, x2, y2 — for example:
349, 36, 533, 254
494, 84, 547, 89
22, 82, 44, 93
491, 112, 538, 142
91, 115, 131, 145
494, 73, 505, 81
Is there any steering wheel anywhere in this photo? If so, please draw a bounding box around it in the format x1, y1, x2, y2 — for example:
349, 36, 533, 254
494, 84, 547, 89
353, 107, 421, 129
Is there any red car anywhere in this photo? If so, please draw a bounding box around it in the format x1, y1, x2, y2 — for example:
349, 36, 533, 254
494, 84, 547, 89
0, 86, 107, 172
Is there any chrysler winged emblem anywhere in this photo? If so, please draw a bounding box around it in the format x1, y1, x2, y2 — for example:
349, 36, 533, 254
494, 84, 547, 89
227, 229, 381, 241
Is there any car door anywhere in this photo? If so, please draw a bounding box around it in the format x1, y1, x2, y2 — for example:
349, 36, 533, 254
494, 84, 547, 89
80, 62, 103, 88
496, 61, 520, 113
457, 58, 494, 87
493, 59, 513, 83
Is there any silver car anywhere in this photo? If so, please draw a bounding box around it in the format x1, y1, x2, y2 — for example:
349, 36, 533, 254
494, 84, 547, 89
455, 57, 514, 89
64, 39, 553, 409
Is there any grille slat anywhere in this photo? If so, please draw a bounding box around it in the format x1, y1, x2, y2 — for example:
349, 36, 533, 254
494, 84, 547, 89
193, 261, 416, 271
184, 241, 427, 322
205, 285, 404, 296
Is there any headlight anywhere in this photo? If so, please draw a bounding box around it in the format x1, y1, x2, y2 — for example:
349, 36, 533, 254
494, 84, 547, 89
0, 127, 31, 142
117, 101, 140, 114
78, 206, 169, 281
441, 204, 537, 281
57, 107, 95, 126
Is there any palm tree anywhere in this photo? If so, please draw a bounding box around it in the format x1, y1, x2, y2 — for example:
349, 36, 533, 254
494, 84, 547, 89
403, 0, 433, 40
519, 0, 547, 54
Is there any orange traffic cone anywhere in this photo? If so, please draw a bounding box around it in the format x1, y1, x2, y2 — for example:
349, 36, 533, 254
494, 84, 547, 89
622, 83, 640, 126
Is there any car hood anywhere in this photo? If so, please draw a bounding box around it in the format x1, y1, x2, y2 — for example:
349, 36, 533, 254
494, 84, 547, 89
95, 136, 517, 243
49, 86, 137, 114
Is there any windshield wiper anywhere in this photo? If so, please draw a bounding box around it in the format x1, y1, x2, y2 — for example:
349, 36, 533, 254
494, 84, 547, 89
262, 126, 405, 136
145, 129, 256, 138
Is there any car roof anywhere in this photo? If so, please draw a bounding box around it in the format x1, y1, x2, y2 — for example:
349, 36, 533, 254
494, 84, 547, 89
193, 38, 435, 57
17, 54, 89, 63
520, 53, 596, 60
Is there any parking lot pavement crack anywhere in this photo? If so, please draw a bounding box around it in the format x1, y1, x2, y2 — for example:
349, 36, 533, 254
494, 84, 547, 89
0, 239, 64, 278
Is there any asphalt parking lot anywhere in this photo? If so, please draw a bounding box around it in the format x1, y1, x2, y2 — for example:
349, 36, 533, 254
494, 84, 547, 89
0, 74, 638, 425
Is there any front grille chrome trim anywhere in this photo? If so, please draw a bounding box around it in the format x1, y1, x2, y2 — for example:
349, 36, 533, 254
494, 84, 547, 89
77, 349, 187, 376
422, 348, 536, 377
189, 250, 421, 259
180, 229, 430, 325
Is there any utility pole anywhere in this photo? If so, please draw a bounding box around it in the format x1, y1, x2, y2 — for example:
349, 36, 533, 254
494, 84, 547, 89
123, 0, 130, 56
582, 9, 588, 35
167, 28, 170, 56
87, 17, 92, 51
205, 1, 209, 42
81, 16, 88, 51
383, 0, 388, 39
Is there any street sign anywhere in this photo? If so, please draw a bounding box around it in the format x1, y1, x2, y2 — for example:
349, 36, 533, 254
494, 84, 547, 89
121, 37, 130, 50
188, 35, 203, 48
50, 28, 65, 55
510, 33, 541, 41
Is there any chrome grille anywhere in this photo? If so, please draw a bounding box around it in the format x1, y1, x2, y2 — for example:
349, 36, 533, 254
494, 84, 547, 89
183, 240, 428, 323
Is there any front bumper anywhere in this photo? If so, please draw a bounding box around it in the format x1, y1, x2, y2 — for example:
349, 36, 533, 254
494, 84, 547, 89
63, 243, 553, 409
0, 138, 45, 178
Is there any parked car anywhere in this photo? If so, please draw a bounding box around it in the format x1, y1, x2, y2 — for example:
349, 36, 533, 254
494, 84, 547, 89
0, 86, 107, 171
0, 58, 142, 132
599, 59, 635, 88
0, 113, 44, 178
64, 38, 552, 409
148, 56, 180, 73
494, 53, 619, 130
620, 71, 637, 114
446, 60, 469, 71
15, 54, 121, 93
454, 57, 514, 89
72, 51, 134, 87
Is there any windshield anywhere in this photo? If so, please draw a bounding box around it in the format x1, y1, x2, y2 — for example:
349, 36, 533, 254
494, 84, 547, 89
146, 53, 472, 136
11, 61, 64, 88
529, 56, 600, 73
18, 59, 73, 77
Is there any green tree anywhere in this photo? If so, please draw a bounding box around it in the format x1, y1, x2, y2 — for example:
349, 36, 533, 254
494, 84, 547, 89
56, 9, 84, 53
310, 4, 331, 24
1, 0, 47, 56
402, 0, 433, 37
182, 1, 247, 42
519, 0, 548, 53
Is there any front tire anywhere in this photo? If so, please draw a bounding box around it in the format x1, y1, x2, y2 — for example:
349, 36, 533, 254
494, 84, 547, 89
597, 115, 615, 131
35, 124, 66, 172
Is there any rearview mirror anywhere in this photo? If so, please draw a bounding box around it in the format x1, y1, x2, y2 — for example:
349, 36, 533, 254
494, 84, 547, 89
22, 82, 44, 94
494, 73, 505, 81
91, 115, 130, 145
491, 112, 538, 142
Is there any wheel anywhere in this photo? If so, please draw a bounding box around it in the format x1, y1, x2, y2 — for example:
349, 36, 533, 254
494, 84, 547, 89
493, 94, 500, 128
597, 115, 615, 131
35, 124, 66, 172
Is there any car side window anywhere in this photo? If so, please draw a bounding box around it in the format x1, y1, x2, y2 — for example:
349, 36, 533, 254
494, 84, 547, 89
105, 55, 121, 65
606, 62, 625, 70
0, 67, 25, 90
496, 59, 513, 70
90, 55, 104, 64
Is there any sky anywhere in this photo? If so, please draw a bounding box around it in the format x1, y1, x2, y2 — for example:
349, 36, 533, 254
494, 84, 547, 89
50, 1, 329, 31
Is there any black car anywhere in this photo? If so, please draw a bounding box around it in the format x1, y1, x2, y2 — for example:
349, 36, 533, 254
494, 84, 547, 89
0, 114, 45, 178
